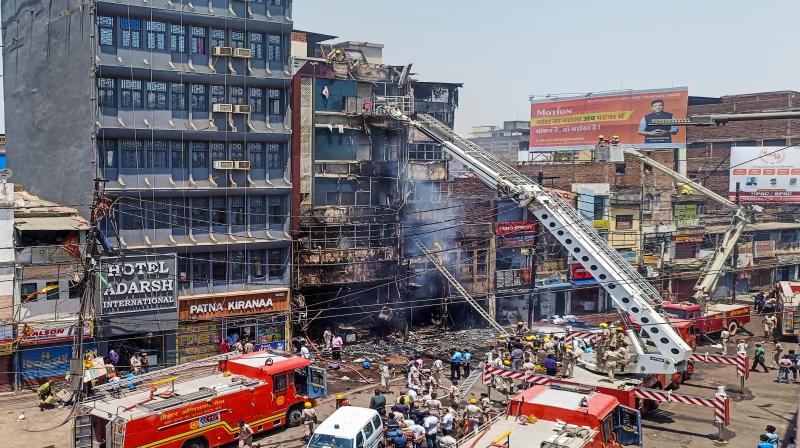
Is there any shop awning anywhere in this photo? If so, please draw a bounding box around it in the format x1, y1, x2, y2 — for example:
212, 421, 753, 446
571, 279, 599, 286
536, 282, 572, 290
15, 216, 90, 231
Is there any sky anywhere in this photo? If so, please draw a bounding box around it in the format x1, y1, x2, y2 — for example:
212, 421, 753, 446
0, 1, 798, 134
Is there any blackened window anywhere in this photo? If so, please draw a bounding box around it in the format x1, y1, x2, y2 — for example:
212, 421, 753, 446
230, 251, 246, 281
249, 33, 264, 59
99, 139, 117, 168
249, 249, 266, 278
249, 88, 264, 113
171, 83, 187, 111
248, 143, 265, 169
148, 141, 169, 168
211, 197, 227, 225
120, 201, 143, 230
190, 26, 206, 54
192, 254, 209, 286
249, 196, 266, 226
170, 24, 186, 53
172, 198, 188, 229
98, 16, 115, 46
120, 18, 142, 48
212, 252, 227, 285
210, 29, 226, 48
268, 89, 282, 115
268, 144, 284, 169
269, 196, 284, 225
120, 79, 143, 109
230, 143, 245, 161
268, 35, 281, 61
230, 30, 245, 48
191, 84, 208, 112
45, 281, 60, 300
177, 256, 189, 289
230, 87, 245, 105
191, 142, 208, 168
191, 197, 208, 230
211, 85, 226, 105
98, 78, 116, 108
120, 140, 143, 168
230, 197, 245, 226
146, 21, 166, 50
171, 141, 187, 169
146, 82, 168, 109
268, 249, 285, 277
210, 142, 226, 163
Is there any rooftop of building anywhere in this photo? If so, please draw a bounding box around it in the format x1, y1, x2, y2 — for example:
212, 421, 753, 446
13, 187, 89, 230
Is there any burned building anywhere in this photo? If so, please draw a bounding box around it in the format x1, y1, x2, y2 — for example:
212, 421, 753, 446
290, 36, 462, 332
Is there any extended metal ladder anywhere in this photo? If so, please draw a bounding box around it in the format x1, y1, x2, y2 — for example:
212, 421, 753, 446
459, 361, 485, 397
414, 239, 510, 336
73, 414, 93, 448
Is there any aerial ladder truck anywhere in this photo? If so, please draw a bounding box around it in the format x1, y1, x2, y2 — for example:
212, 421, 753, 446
377, 101, 692, 376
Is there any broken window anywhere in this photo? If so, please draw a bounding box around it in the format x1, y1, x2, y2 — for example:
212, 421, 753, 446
212, 253, 227, 285
268, 249, 286, 277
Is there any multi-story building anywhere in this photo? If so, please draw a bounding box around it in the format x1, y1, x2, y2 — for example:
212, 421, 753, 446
2, 0, 295, 366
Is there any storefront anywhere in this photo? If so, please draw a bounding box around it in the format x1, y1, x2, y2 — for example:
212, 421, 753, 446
0, 324, 14, 392
96, 255, 178, 371
569, 263, 603, 315
15, 320, 93, 388
177, 289, 290, 364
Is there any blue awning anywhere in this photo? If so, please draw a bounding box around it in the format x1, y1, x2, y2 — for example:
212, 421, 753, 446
536, 282, 572, 290
571, 279, 599, 286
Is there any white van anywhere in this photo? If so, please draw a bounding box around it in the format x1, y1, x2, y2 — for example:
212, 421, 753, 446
307, 406, 385, 448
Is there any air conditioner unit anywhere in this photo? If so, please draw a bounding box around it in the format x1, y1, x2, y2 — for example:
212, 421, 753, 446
213, 160, 235, 170
233, 48, 252, 58
233, 104, 251, 114
212, 46, 233, 57
212, 103, 234, 113
234, 160, 251, 170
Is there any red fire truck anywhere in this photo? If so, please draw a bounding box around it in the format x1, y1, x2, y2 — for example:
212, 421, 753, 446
776, 281, 800, 337
662, 301, 751, 336
74, 351, 327, 448
463, 383, 642, 447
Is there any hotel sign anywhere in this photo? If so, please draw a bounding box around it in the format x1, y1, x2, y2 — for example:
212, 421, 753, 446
100, 255, 178, 316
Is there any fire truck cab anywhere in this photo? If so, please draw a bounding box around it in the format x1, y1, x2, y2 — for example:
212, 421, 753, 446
76, 352, 327, 448
776, 281, 800, 336
464, 384, 642, 447
662, 301, 750, 336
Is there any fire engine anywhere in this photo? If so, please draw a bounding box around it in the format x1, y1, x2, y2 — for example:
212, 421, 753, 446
661, 301, 751, 336
73, 351, 327, 448
776, 280, 800, 337
462, 383, 643, 448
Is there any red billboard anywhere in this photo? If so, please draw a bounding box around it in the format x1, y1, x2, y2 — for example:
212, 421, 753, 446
529, 88, 688, 151
497, 221, 537, 248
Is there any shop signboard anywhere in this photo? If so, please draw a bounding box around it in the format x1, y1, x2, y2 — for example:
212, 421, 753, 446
99, 255, 178, 316
673, 234, 704, 243
729, 146, 800, 203
179, 290, 290, 320
496, 221, 537, 248
570, 263, 594, 281
18, 320, 92, 346
754, 240, 776, 258
19, 344, 72, 382
529, 88, 688, 152
0, 324, 13, 355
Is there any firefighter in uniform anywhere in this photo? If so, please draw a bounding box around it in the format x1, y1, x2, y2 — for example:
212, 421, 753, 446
604, 348, 622, 383
464, 398, 483, 433
562, 345, 577, 378
479, 392, 492, 419
596, 323, 611, 371
301, 401, 318, 441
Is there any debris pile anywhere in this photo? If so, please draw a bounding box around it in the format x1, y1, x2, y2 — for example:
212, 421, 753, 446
344, 326, 497, 364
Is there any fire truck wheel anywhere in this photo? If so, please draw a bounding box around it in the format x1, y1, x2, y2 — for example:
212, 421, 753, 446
728, 321, 739, 335
287, 405, 304, 427
182, 437, 208, 448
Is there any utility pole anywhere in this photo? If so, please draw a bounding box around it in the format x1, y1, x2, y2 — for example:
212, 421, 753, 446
527, 171, 544, 328
731, 182, 741, 304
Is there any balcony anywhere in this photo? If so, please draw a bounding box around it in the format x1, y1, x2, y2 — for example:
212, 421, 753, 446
103, 166, 291, 192
17, 245, 82, 265
97, 107, 291, 137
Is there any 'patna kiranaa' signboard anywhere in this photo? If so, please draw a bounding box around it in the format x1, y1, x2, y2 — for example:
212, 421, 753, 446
99, 255, 178, 316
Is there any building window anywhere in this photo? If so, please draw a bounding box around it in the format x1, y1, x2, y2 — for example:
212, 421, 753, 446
148, 201, 170, 229
192, 254, 209, 287
764, 138, 788, 146
230, 30, 245, 48
249, 33, 264, 59
119, 201, 143, 230
269, 0, 283, 5
249, 88, 265, 114
146, 82, 168, 109
642, 194, 654, 213
267, 34, 281, 61
230, 86, 245, 105
97, 16, 115, 46
615, 163, 626, 175
268, 89, 282, 115
408, 143, 441, 160
120, 79, 143, 109
68, 280, 83, 299
170, 24, 186, 53
212, 252, 227, 285
120, 18, 142, 49
230, 251, 246, 281
210, 142, 226, 163
171, 141, 187, 169
268, 249, 285, 277
172, 198, 188, 229
177, 256, 189, 289
146, 21, 166, 50
191, 142, 208, 169
211, 85, 226, 105
210, 29, 226, 47
191, 197, 208, 230
120, 140, 143, 168
211, 197, 227, 226
45, 281, 60, 300
147, 141, 169, 168
615, 214, 633, 230
99, 139, 117, 168
593, 196, 606, 220
734, 140, 757, 147
249, 196, 266, 227
675, 243, 697, 260
98, 78, 116, 108
191, 84, 208, 112
21, 283, 38, 301
230, 197, 245, 226
171, 83, 187, 111
268, 144, 284, 170
190, 26, 206, 54
249, 249, 266, 278
229, 143, 245, 161
248, 143, 265, 169
269, 196, 284, 226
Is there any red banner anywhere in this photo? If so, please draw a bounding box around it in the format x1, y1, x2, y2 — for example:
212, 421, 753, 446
496, 221, 537, 237
570, 263, 594, 280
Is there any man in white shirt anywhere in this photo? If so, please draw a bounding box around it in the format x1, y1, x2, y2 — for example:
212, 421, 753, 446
407, 387, 418, 404
719, 329, 730, 355
440, 408, 455, 436
300, 344, 311, 360
423, 412, 439, 448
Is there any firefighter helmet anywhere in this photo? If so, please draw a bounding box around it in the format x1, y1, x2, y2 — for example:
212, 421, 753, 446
304, 401, 312, 408
469, 398, 478, 404
599, 322, 609, 328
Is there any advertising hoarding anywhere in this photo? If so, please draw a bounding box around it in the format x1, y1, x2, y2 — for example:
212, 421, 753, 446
529, 88, 688, 151
729, 146, 800, 203
496, 221, 537, 248
99, 255, 178, 316
18, 320, 92, 346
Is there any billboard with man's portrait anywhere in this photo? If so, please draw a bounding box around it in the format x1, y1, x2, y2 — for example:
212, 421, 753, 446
529, 88, 688, 151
